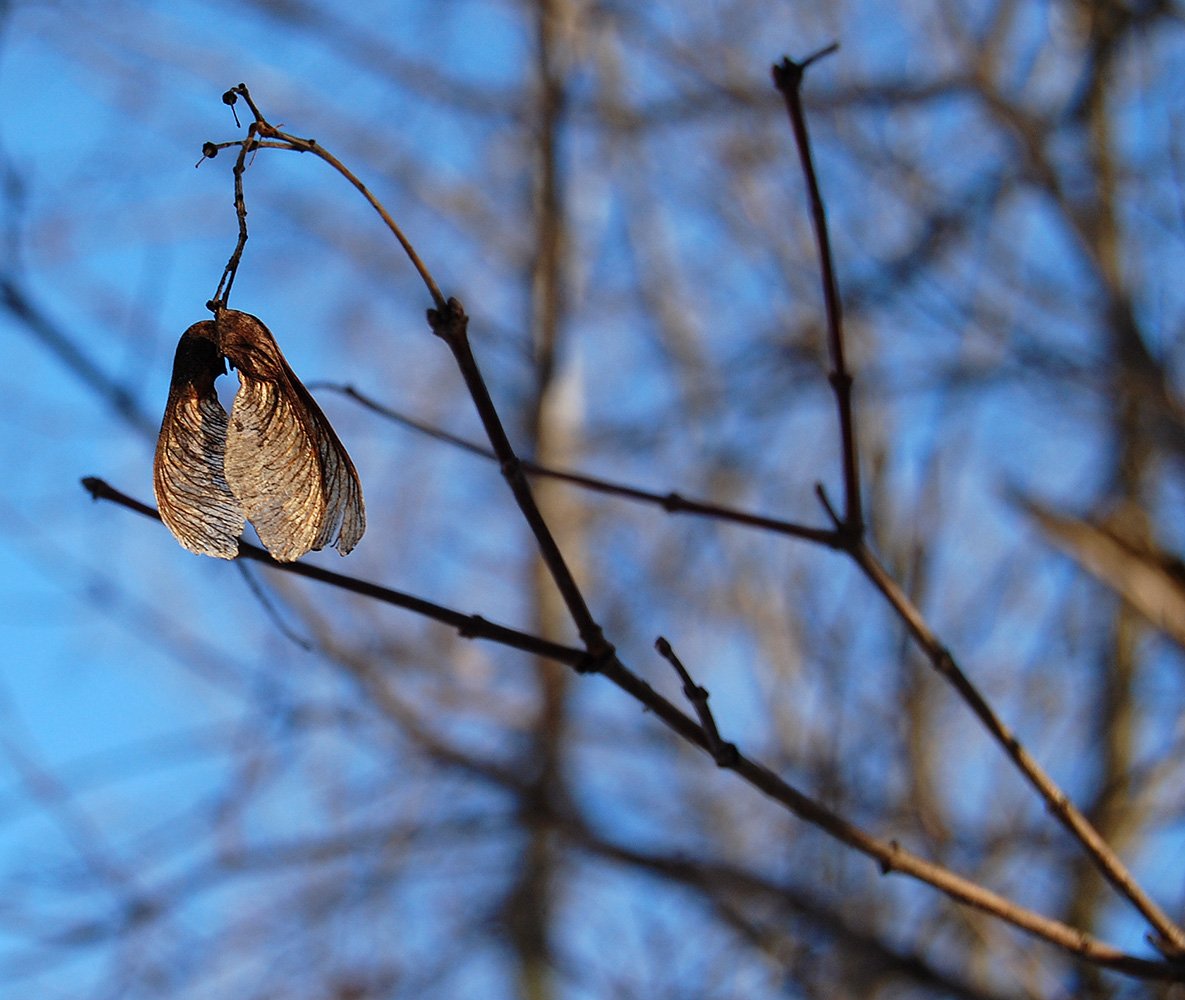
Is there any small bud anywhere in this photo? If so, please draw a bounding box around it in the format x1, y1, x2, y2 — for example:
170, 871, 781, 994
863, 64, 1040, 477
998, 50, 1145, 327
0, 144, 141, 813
222, 89, 241, 127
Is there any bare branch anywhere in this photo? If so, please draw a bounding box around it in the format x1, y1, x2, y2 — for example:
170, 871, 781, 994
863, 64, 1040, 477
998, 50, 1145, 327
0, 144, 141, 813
655, 636, 738, 767
212, 84, 448, 312
312, 382, 843, 547
853, 540, 1185, 958
772, 50, 863, 538
79, 477, 1185, 979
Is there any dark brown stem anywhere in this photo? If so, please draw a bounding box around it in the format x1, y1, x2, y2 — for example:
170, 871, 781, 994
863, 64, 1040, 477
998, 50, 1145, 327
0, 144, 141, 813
81, 477, 585, 668
311, 382, 842, 547
655, 637, 738, 766
772, 50, 862, 538
312, 376, 1178, 951
209, 122, 259, 310
217, 84, 447, 312
77, 476, 1185, 980
771, 51, 1185, 958
427, 300, 612, 660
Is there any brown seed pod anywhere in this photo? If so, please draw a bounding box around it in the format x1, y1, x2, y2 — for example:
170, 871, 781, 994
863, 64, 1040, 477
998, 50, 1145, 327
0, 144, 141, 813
153, 310, 365, 562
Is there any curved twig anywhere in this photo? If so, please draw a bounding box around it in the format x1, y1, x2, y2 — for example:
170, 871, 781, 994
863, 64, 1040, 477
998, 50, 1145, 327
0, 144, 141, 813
207, 85, 447, 312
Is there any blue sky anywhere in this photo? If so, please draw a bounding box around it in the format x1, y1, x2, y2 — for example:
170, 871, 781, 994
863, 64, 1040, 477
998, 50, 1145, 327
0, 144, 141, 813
2, 1, 1185, 996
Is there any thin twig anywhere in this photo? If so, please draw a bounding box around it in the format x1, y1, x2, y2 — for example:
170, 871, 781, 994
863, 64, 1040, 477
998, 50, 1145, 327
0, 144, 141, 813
426, 299, 614, 660
209, 119, 259, 310
314, 379, 1180, 952
655, 637, 738, 766
204, 91, 613, 661
772, 49, 863, 538
77, 477, 1185, 980
330, 375, 1185, 956
79, 478, 585, 670
853, 541, 1185, 958
309, 382, 842, 547
211, 85, 447, 312
771, 51, 1185, 958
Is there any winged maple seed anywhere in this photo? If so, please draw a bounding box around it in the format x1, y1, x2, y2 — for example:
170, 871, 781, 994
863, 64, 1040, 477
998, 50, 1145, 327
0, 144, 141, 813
153, 310, 365, 562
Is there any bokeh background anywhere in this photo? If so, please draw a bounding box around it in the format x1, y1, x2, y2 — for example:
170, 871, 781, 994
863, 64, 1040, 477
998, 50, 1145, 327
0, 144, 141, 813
2, 0, 1185, 997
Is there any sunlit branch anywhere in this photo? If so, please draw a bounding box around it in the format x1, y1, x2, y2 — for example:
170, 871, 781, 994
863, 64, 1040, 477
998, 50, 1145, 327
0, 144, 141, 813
853, 540, 1185, 958
205, 85, 447, 313
317, 370, 1185, 953
79, 476, 1185, 978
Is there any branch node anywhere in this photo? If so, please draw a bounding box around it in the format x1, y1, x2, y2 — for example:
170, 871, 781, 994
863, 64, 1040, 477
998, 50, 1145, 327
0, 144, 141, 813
879, 840, 900, 875
576, 641, 615, 675
222, 88, 241, 128
427, 297, 468, 343
195, 141, 219, 168
500, 456, 523, 482
458, 614, 487, 639
1148, 932, 1185, 962
81, 476, 105, 501
661, 492, 684, 512
771, 43, 838, 93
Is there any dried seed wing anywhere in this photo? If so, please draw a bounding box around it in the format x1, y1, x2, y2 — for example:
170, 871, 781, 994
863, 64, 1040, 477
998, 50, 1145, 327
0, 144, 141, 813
218, 311, 365, 561
224, 370, 326, 562
153, 322, 245, 559
295, 375, 366, 555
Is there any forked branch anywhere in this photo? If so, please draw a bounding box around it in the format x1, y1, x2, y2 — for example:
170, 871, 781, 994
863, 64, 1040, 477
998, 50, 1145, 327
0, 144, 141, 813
85, 68, 1185, 975
79, 475, 1185, 981
772, 49, 1184, 958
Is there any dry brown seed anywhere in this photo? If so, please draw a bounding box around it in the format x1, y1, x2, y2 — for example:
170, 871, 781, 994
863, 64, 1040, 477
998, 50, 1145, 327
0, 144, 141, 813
153, 310, 365, 561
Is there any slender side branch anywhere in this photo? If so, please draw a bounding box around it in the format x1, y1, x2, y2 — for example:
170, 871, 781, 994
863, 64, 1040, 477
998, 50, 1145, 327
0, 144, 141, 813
655, 637, 738, 766
312, 376, 1183, 950
80, 478, 583, 669
771, 51, 1185, 957
79, 477, 1185, 980
313, 383, 843, 547
853, 541, 1185, 958
209, 122, 259, 309
325, 366, 1185, 956
210, 85, 447, 312
427, 300, 613, 660
772, 51, 863, 538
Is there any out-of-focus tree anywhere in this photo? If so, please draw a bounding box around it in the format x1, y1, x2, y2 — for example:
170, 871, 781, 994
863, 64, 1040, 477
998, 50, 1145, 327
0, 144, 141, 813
2, 0, 1185, 998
